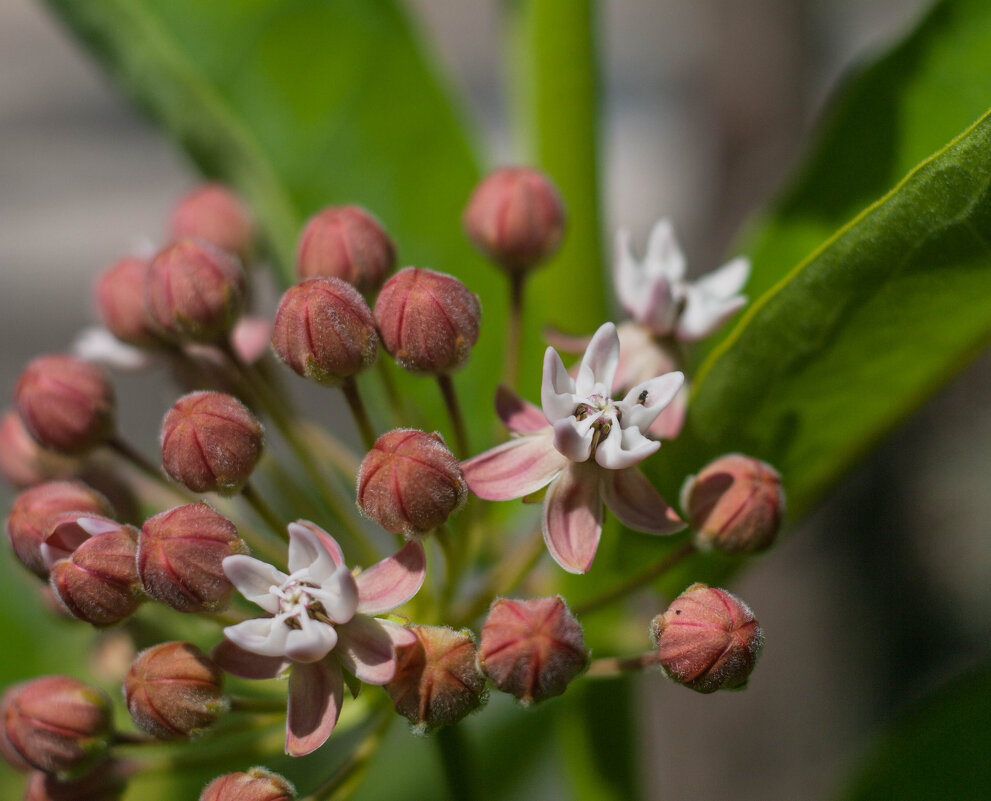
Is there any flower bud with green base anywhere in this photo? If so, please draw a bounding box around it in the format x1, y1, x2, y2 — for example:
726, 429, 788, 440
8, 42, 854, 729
199, 768, 296, 801
169, 184, 256, 264
94, 257, 159, 347
296, 206, 396, 294
24, 761, 126, 801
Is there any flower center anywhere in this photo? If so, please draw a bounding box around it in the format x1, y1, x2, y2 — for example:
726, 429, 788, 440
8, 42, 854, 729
573, 394, 622, 455
273, 579, 334, 628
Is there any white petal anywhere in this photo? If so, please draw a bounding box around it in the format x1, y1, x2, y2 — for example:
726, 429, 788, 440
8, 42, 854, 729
594, 425, 659, 470
284, 615, 339, 663
288, 522, 341, 582
553, 417, 594, 463
695, 257, 750, 300
676, 291, 747, 342
575, 323, 619, 396
541, 347, 578, 422
224, 617, 290, 658
222, 555, 286, 614
612, 228, 643, 318
621, 372, 685, 433
308, 565, 359, 624
73, 327, 153, 371
644, 219, 686, 282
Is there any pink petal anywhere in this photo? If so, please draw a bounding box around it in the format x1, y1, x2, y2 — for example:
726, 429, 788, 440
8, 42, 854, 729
462, 432, 566, 501
600, 467, 685, 535
495, 385, 550, 435
287, 521, 344, 577
287, 659, 343, 756
542, 327, 592, 355
211, 639, 290, 679
380, 618, 418, 648
232, 316, 273, 364
543, 463, 604, 574
355, 540, 426, 616
335, 615, 398, 685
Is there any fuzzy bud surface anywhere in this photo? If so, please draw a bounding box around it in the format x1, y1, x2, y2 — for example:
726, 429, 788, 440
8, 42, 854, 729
0, 412, 77, 490
296, 206, 396, 293
199, 768, 296, 801
94, 257, 158, 346
169, 184, 256, 263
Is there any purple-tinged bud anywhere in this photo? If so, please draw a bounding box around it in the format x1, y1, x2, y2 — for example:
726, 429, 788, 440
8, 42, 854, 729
147, 240, 246, 343
15, 356, 115, 454
6, 482, 114, 578
463, 167, 565, 275
93, 257, 159, 347
1, 676, 114, 778
199, 768, 296, 801
138, 504, 245, 613
650, 583, 764, 694
160, 392, 263, 495
49, 523, 142, 626
169, 184, 256, 264
271, 278, 378, 385
386, 626, 486, 730
356, 429, 466, 537
374, 268, 481, 375
296, 206, 396, 294
681, 454, 785, 554
0, 411, 78, 490
24, 762, 126, 801
478, 597, 588, 704
124, 642, 226, 740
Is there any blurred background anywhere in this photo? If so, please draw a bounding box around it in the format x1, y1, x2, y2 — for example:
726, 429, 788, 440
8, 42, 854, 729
3, 1, 989, 799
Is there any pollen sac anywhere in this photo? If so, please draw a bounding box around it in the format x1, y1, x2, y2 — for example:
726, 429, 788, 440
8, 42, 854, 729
160, 391, 263, 495
1, 676, 114, 778
650, 583, 764, 694
124, 642, 226, 740
15, 355, 115, 455
271, 277, 379, 385
169, 184, 256, 264
385, 625, 487, 731
138, 503, 246, 613
374, 267, 481, 376
463, 167, 566, 275
24, 761, 126, 801
147, 240, 246, 343
681, 453, 785, 554
357, 429, 467, 537
478, 597, 588, 704
199, 768, 296, 801
94, 256, 159, 347
296, 206, 396, 294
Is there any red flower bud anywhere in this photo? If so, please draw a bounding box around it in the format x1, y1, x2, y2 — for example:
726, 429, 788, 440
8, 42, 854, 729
147, 240, 246, 343
160, 392, 263, 495
138, 503, 246, 613
271, 278, 378, 385
1, 676, 114, 777
296, 206, 396, 294
15, 356, 115, 454
93, 257, 159, 347
385, 626, 486, 730
199, 768, 296, 801
169, 184, 256, 264
24, 762, 126, 801
0, 411, 79, 491
681, 454, 785, 554
374, 268, 481, 375
357, 430, 466, 536
478, 597, 588, 704
463, 167, 565, 275
124, 642, 226, 740
650, 583, 764, 694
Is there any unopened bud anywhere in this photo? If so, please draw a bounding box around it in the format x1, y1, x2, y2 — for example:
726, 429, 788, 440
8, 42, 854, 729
271, 278, 378, 385
650, 583, 763, 693
681, 454, 785, 554
94, 257, 159, 347
169, 184, 256, 264
1, 676, 113, 777
374, 268, 481, 375
199, 768, 296, 801
24, 762, 126, 801
296, 206, 396, 294
0, 411, 78, 490
160, 392, 263, 495
138, 503, 245, 613
385, 626, 486, 730
124, 642, 226, 740
15, 356, 115, 454
147, 240, 246, 343
357, 430, 466, 536
478, 597, 588, 704
463, 167, 565, 275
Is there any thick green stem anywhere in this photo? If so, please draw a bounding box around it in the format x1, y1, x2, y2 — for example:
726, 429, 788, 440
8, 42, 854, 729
436, 725, 479, 801
504, 273, 526, 391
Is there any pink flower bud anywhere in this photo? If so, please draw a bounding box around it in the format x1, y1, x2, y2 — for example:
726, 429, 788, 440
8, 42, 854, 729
374, 268, 481, 375
49, 523, 142, 626
147, 240, 246, 343
6, 482, 114, 578
271, 278, 378, 385
478, 597, 588, 704
1, 676, 114, 777
93, 257, 159, 347
160, 392, 263, 495
15, 356, 115, 454
199, 768, 296, 801
296, 206, 396, 294
463, 167, 565, 275
138, 503, 246, 613
680, 454, 785, 554
385, 626, 486, 730
169, 184, 256, 264
24, 762, 125, 801
124, 642, 226, 740
650, 583, 764, 693
357, 429, 467, 536
0, 412, 79, 491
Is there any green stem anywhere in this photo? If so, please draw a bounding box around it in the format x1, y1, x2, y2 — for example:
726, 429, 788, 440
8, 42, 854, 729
341, 377, 377, 451
106, 437, 197, 503
585, 651, 660, 679
302, 711, 393, 801
436, 374, 469, 458
376, 358, 408, 426
504, 273, 526, 391
435, 725, 479, 801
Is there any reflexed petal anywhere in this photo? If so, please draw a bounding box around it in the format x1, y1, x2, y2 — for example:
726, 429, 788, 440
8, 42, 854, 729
224, 617, 289, 657
644, 218, 686, 281
307, 565, 359, 624
379, 618, 418, 649
288, 522, 343, 581
75, 517, 121, 537
495, 385, 550, 435
600, 467, 685, 535
575, 323, 619, 396
222, 555, 286, 614
355, 540, 426, 616
695, 256, 750, 299
552, 418, 594, 463
594, 425, 659, 470
287, 659, 343, 756
542, 463, 604, 574
621, 372, 685, 432
212, 639, 290, 679
335, 615, 398, 685
462, 433, 566, 501
541, 348, 577, 421
284, 615, 339, 663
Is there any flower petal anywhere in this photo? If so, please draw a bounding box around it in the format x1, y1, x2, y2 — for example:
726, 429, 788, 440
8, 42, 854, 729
552, 417, 594, 463
74, 326, 153, 371
542, 463, 604, 574
594, 423, 659, 469
74, 517, 121, 537
600, 467, 685, 535
676, 283, 747, 343
232, 316, 274, 364
621, 372, 685, 433
575, 323, 619, 397
612, 228, 643, 319
307, 565, 359, 624
335, 615, 398, 685
224, 617, 289, 657
355, 540, 426, 616
211, 639, 290, 679
646, 384, 688, 440
284, 615, 339, 663
462, 432, 566, 501
542, 327, 592, 356
541, 347, 577, 422
287, 659, 343, 756
695, 256, 750, 300
379, 618, 418, 649
644, 218, 686, 281
287, 521, 343, 581
495, 385, 550, 435
222, 555, 286, 614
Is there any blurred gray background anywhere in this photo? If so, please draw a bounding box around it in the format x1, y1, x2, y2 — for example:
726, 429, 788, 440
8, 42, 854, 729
3, 1, 989, 799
